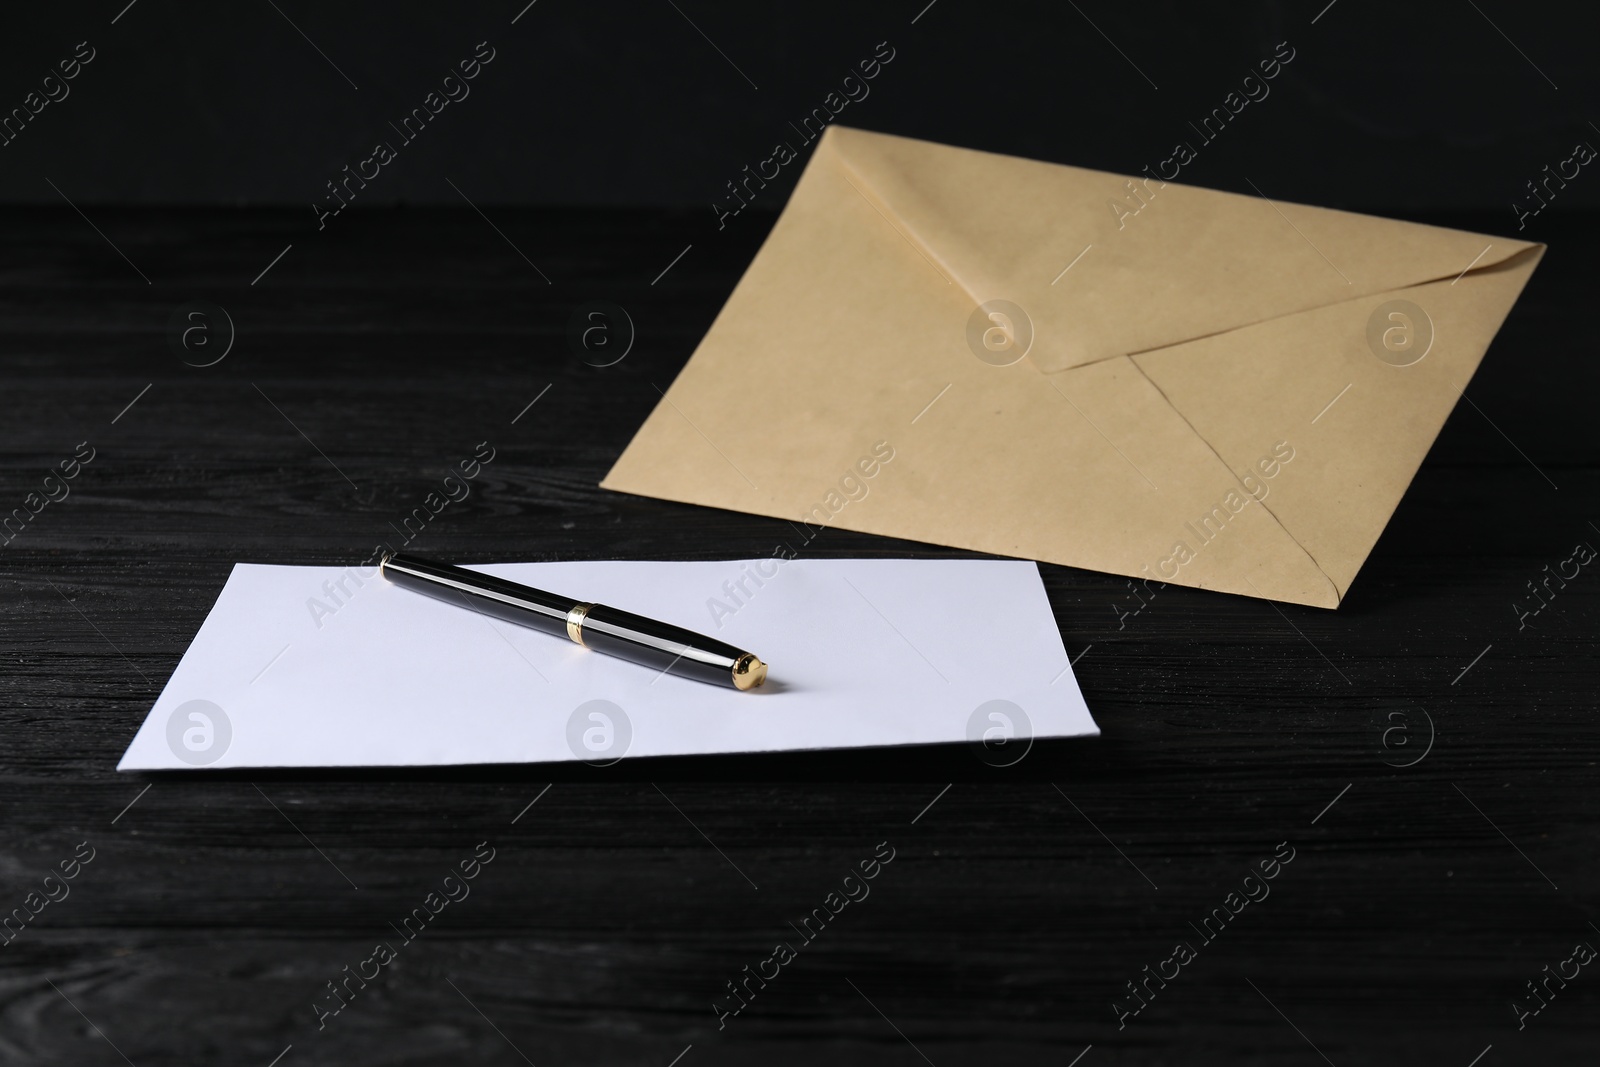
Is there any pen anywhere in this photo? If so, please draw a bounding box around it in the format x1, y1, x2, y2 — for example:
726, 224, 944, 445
379, 553, 769, 691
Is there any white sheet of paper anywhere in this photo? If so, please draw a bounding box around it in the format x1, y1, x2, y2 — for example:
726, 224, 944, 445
117, 559, 1096, 770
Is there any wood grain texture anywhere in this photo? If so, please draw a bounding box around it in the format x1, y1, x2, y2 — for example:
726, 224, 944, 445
0, 206, 1595, 1066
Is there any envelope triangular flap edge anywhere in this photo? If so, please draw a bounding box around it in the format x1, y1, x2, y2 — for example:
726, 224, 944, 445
822, 125, 1536, 373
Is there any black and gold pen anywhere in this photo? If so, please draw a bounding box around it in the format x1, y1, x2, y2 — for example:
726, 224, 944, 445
379, 553, 769, 691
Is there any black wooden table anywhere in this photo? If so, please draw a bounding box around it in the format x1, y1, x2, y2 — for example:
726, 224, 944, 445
2, 205, 1595, 1065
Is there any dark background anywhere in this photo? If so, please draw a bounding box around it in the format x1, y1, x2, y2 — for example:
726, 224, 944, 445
0, 0, 1596, 216
3, 1, 1598, 1065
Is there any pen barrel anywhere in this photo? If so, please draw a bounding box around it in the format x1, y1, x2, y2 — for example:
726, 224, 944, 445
581, 604, 751, 689
381, 554, 572, 641
381, 553, 766, 690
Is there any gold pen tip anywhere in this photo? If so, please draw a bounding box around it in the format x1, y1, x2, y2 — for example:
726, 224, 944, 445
732, 654, 767, 691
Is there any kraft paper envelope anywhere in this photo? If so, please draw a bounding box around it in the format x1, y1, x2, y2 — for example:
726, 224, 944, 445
603, 126, 1543, 607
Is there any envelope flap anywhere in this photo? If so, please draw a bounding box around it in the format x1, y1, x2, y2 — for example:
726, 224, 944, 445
827, 126, 1537, 373
1129, 246, 1544, 598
